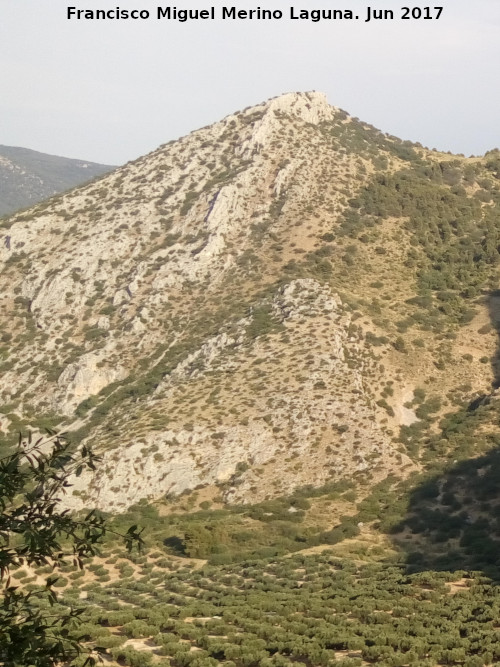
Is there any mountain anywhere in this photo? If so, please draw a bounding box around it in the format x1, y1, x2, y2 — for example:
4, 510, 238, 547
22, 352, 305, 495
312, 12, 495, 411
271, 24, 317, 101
1, 91, 500, 519
0, 144, 115, 217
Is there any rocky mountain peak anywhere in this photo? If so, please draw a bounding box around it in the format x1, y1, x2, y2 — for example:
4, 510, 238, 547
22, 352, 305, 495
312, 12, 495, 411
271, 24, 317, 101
243, 90, 334, 126
1, 93, 498, 513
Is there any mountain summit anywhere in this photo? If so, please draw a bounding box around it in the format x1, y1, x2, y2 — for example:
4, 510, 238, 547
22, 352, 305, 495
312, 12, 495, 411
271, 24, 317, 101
1, 92, 499, 513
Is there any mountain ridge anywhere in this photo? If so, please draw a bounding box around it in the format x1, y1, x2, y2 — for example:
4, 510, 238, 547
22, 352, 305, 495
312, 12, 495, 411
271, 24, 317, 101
0, 143, 115, 217
1, 91, 499, 514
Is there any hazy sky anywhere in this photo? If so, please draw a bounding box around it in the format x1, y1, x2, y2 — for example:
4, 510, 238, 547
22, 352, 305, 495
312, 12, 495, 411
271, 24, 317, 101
2, 0, 500, 164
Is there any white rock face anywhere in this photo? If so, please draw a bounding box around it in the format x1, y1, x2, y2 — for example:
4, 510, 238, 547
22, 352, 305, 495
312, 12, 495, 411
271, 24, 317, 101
394, 387, 419, 426
237, 92, 334, 158
0, 92, 419, 514
55, 352, 126, 415
273, 278, 339, 321
63, 420, 277, 512
2, 92, 337, 334
60, 279, 414, 512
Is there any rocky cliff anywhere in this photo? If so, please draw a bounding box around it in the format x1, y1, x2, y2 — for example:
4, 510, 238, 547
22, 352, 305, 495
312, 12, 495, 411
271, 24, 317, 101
1, 92, 498, 512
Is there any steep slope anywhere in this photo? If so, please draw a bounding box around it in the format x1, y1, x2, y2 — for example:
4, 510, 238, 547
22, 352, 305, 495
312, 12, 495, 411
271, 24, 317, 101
1, 92, 500, 513
0, 144, 115, 216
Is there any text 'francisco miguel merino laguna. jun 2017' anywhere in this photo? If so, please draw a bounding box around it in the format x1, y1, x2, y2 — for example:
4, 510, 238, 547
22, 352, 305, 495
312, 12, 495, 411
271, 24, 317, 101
66, 6, 444, 23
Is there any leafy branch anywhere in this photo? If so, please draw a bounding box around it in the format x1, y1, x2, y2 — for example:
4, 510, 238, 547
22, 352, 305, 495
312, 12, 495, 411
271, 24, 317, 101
0, 431, 144, 666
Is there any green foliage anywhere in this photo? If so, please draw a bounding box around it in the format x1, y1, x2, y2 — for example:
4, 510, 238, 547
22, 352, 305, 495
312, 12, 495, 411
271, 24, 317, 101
322, 114, 422, 164
106, 480, 363, 564
415, 395, 442, 421
337, 160, 500, 325
53, 548, 500, 667
246, 305, 284, 340
393, 443, 500, 574
179, 189, 199, 216
0, 432, 143, 666
392, 336, 407, 353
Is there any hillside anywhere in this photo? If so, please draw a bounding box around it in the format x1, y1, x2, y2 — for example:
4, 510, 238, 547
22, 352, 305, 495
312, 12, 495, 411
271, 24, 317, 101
0, 144, 115, 216
1, 91, 500, 520
19, 549, 500, 667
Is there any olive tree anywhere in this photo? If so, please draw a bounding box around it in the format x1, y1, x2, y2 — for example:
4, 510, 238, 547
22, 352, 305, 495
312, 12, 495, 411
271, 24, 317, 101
0, 431, 143, 666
